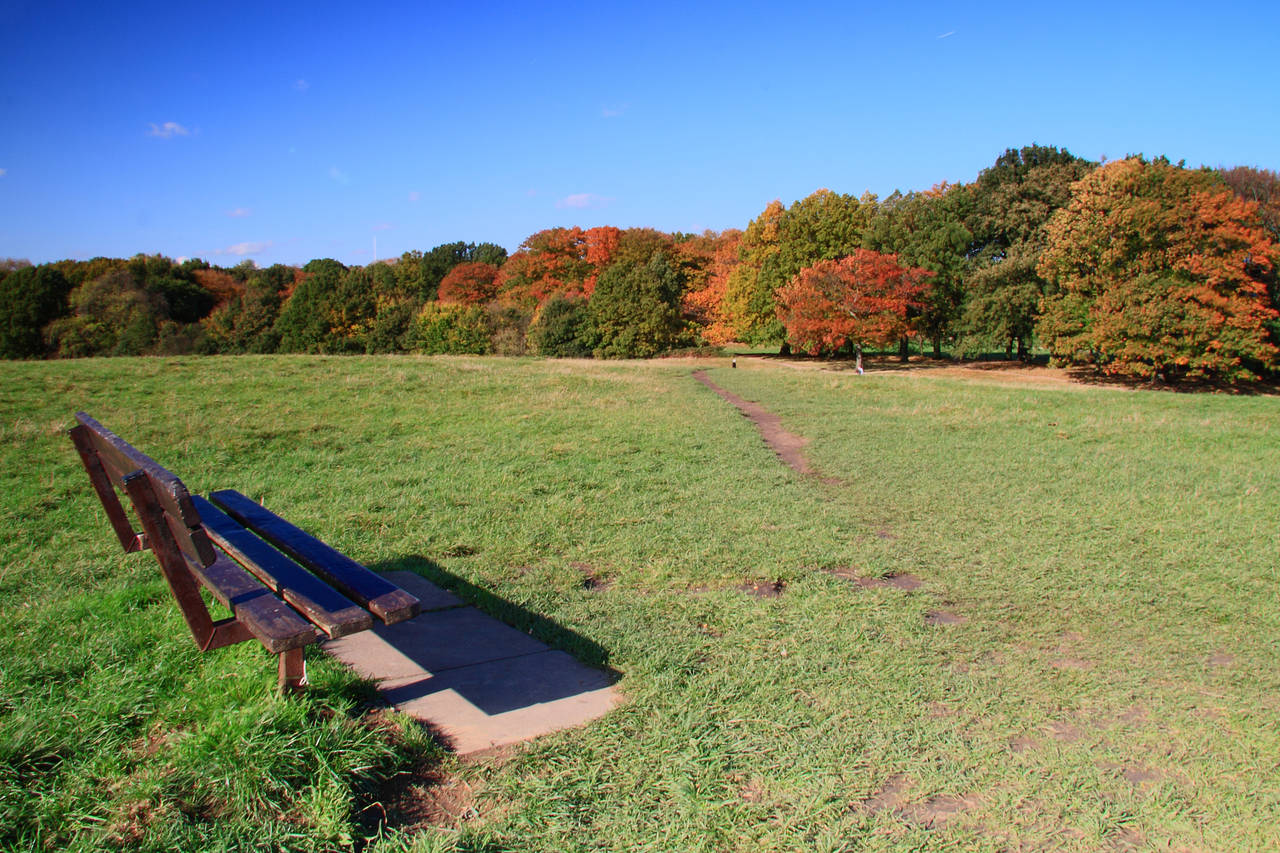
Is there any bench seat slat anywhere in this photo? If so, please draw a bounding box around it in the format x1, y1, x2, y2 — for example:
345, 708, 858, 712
209, 490, 420, 624
192, 495, 373, 639
186, 551, 317, 654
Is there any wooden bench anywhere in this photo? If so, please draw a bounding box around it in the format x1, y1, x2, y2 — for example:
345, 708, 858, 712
69, 412, 420, 690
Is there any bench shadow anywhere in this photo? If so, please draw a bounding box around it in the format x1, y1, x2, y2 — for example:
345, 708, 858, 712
362, 555, 620, 718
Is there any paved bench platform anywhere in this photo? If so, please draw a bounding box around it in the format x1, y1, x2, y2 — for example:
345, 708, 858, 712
323, 572, 621, 754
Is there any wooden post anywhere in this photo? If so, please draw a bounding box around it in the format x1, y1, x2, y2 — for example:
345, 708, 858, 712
69, 425, 147, 553
278, 648, 307, 692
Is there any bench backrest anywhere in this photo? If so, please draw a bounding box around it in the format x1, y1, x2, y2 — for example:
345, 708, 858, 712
69, 412, 215, 567
69, 412, 255, 651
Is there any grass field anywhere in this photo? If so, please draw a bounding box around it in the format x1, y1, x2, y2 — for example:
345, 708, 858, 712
2, 354, 1278, 851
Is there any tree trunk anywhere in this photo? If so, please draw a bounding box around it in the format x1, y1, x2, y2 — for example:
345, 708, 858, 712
779, 340, 791, 356
1005, 340, 1014, 360
932, 337, 942, 358
1016, 336, 1028, 361
899, 336, 910, 363
855, 344, 863, 374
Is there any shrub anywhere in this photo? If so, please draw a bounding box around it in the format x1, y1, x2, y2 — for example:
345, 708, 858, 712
410, 303, 491, 355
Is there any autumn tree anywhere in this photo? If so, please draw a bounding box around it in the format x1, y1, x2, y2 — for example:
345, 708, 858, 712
721, 200, 786, 345
775, 249, 933, 366
1220, 165, 1280, 342
497, 227, 592, 307
200, 265, 296, 353
958, 144, 1095, 358
1037, 157, 1278, 382
437, 262, 501, 305
678, 229, 742, 344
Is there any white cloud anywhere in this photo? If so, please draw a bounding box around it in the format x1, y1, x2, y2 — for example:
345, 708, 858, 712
0, 168, 6, 178
408, 190, 421, 202
294, 78, 310, 92
557, 193, 613, 209
148, 121, 190, 138
937, 30, 955, 39
226, 207, 252, 218
601, 104, 627, 118
216, 241, 273, 256
328, 166, 350, 185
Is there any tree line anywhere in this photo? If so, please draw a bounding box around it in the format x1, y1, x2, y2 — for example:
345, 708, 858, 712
2, 145, 1277, 384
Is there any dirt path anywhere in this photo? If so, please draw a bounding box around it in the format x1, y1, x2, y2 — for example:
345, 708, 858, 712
692, 370, 825, 479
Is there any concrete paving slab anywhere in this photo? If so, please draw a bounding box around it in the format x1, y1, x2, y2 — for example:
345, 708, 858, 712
382, 570, 463, 611
379, 653, 621, 753
322, 572, 622, 753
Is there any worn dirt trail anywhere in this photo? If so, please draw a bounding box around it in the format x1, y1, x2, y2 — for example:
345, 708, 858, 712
692, 370, 828, 479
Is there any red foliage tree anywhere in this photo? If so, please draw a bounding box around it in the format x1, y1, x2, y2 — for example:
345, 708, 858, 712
775, 249, 932, 358
437, 262, 501, 305
582, 226, 621, 296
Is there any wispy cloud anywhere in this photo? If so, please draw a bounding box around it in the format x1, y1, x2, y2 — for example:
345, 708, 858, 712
147, 121, 190, 138
328, 166, 350, 185
601, 104, 628, 118
216, 240, 273, 256
372, 222, 392, 232
557, 193, 613, 209
937, 30, 955, 39
408, 190, 421, 202
294, 78, 310, 92
226, 207, 252, 218
0, 168, 6, 178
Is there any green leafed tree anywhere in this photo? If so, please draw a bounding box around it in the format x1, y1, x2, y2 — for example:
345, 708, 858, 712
585, 252, 690, 359
957, 144, 1096, 357
0, 265, 72, 358
864, 185, 972, 356
528, 295, 592, 357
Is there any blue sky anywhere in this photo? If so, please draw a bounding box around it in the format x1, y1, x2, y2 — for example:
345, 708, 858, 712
1, 0, 1276, 267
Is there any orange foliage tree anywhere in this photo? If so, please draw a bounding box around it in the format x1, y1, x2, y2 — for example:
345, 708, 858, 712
679, 230, 742, 344
1037, 157, 1279, 382
495, 227, 591, 307
437, 262, 501, 305
775, 249, 932, 359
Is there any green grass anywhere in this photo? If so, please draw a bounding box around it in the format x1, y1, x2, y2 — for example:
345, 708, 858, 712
2, 354, 1278, 851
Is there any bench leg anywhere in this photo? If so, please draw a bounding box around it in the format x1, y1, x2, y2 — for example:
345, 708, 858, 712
278, 647, 308, 692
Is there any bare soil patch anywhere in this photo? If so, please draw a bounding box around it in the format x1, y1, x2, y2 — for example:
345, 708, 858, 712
925, 609, 965, 626
857, 773, 912, 813
857, 774, 979, 828
899, 793, 981, 828
739, 579, 786, 598
1045, 721, 1083, 743
358, 767, 476, 834
1009, 735, 1038, 754
572, 562, 613, 591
